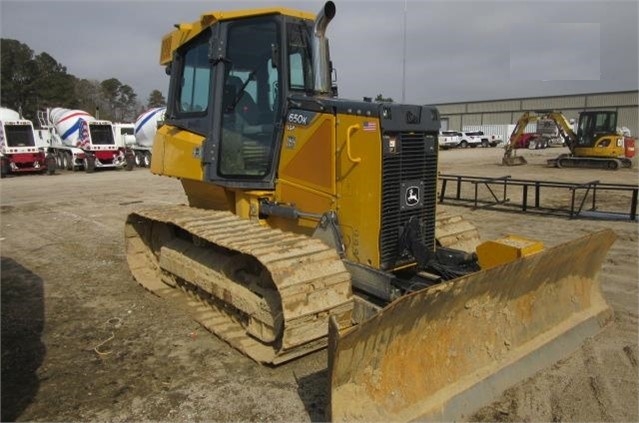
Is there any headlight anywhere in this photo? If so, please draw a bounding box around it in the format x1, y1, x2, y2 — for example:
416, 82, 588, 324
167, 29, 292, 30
383, 134, 399, 155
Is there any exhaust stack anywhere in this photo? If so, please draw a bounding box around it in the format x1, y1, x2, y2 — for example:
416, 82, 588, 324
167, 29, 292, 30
313, 1, 336, 95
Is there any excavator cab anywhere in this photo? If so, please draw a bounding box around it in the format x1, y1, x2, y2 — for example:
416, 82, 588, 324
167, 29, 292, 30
575, 111, 617, 147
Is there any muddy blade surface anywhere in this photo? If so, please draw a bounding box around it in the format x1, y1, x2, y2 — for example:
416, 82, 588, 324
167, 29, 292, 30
328, 229, 616, 422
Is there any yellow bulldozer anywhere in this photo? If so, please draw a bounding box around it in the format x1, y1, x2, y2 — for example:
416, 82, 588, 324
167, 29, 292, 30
125, 2, 617, 420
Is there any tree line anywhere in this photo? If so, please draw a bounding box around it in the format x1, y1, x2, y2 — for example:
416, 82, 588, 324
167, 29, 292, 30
1, 38, 166, 123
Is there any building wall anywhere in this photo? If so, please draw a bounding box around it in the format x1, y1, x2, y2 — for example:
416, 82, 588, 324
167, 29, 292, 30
587, 91, 638, 108
437, 90, 639, 137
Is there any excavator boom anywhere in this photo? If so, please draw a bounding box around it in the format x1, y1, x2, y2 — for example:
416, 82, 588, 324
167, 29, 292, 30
503, 110, 576, 166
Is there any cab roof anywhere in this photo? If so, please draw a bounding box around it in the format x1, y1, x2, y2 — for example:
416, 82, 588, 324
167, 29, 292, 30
160, 7, 316, 65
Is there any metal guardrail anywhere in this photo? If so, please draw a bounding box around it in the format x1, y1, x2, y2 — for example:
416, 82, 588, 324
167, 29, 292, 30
438, 173, 638, 221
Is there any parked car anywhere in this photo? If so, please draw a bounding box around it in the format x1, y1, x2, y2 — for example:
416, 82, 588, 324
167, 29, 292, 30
438, 130, 462, 150
464, 130, 503, 147
458, 132, 483, 148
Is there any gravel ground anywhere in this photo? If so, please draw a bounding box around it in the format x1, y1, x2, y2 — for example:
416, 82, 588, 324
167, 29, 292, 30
1, 145, 637, 422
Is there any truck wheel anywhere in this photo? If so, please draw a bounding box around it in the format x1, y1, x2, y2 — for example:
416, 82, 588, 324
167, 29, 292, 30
134, 152, 143, 167
125, 153, 135, 171
459, 141, 468, 148
46, 154, 56, 175
481, 140, 489, 148
0, 157, 9, 178
65, 152, 74, 171
84, 156, 96, 173
143, 151, 152, 168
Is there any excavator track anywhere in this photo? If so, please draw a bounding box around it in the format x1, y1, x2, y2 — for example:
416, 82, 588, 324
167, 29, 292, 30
550, 155, 633, 170
125, 205, 354, 365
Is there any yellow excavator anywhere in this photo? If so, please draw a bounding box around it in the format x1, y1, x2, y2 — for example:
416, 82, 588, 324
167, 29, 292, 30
503, 110, 635, 169
125, 2, 617, 421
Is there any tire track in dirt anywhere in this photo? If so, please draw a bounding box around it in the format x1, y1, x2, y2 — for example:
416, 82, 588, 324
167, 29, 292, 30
623, 345, 638, 368
581, 343, 615, 421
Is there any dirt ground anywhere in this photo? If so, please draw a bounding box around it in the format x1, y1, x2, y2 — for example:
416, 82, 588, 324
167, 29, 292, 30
1, 145, 637, 422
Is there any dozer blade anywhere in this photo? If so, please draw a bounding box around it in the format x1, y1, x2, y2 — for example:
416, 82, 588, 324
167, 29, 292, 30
328, 229, 616, 422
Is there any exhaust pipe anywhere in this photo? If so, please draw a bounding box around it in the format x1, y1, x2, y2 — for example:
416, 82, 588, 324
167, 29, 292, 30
313, 1, 336, 95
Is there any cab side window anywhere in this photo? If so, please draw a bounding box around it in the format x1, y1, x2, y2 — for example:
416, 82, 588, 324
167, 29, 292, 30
287, 23, 313, 92
177, 34, 211, 114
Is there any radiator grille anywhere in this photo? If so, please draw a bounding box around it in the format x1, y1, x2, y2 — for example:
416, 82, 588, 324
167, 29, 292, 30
380, 132, 437, 270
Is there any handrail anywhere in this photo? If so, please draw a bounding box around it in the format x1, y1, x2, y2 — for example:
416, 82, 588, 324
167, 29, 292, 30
346, 124, 361, 164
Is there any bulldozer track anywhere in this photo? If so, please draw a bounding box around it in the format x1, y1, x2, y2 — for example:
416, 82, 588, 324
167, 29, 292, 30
434, 210, 481, 252
125, 205, 353, 365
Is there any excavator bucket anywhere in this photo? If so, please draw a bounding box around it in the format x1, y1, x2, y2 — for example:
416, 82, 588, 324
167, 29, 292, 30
327, 229, 616, 422
502, 154, 528, 166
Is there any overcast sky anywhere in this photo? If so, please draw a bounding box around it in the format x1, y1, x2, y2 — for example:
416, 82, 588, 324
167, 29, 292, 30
1, 0, 637, 107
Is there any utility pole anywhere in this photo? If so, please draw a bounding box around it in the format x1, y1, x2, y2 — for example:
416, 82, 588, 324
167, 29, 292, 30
401, 0, 407, 103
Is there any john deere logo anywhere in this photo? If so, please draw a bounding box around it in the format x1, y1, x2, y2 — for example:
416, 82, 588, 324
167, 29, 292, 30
406, 186, 420, 206
400, 180, 424, 210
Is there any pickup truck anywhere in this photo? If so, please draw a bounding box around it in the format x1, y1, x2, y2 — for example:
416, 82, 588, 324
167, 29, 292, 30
438, 131, 462, 150
458, 131, 483, 148
463, 131, 503, 148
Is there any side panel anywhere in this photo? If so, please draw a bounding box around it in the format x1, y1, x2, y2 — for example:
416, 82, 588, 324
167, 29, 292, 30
334, 114, 383, 267
151, 124, 205, 181
277, 112, 337, 217
573, 134, 626, 158
180, 179, 234, 211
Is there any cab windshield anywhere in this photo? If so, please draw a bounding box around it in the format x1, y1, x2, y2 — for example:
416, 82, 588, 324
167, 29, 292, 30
3, 124, 36, 147
90, 124, 116, 145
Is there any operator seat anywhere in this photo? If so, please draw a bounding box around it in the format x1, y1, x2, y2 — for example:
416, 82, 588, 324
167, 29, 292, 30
223, 76, 259, 125
221, 76, 272, 174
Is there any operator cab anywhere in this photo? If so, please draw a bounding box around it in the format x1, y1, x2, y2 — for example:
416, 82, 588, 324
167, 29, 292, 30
89, 124, 116, 146
164, 10, 321, 189
2, 123, 37, 148
576, 111, 617, 147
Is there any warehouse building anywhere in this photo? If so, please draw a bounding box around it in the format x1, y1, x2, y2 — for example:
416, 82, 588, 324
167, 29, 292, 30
436, 90, 638, 137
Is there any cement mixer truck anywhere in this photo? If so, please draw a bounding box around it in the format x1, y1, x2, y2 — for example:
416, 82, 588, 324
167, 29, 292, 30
36, 107, 134, 173
1, 107, 51, 177
113, 122, 136, 150
130, 107, 165, 167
